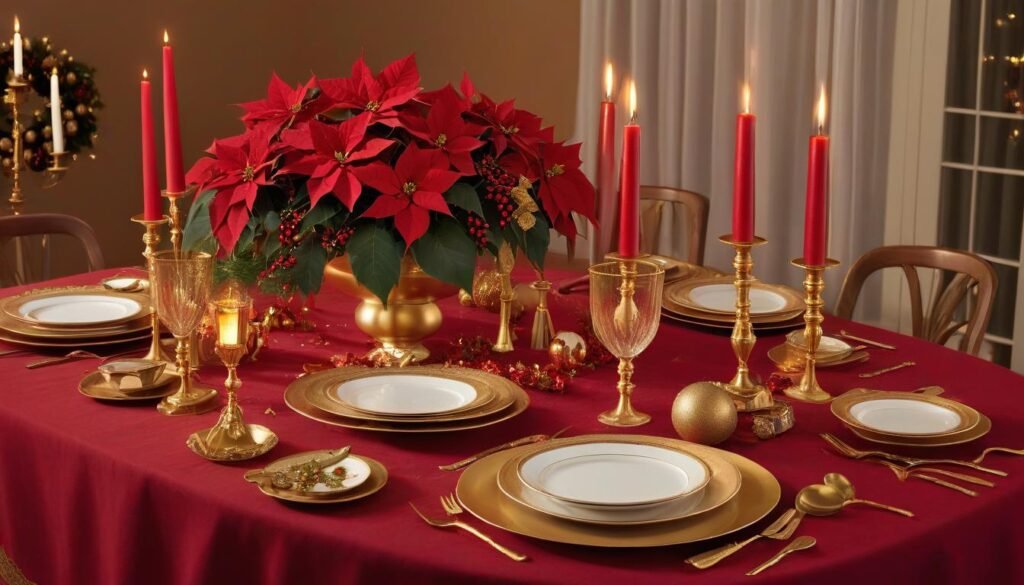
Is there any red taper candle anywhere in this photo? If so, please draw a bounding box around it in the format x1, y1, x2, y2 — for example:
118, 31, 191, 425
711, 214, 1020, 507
618, 80, 640, 259
594, 62, 617, 257
732, 83, 755, 242
803, 87, 829, 265
141, 69, 162, 220
162, 30, 185, 193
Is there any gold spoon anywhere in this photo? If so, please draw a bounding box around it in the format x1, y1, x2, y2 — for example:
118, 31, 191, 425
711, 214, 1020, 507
799, 474, 914, 517
747, 535, 817, 576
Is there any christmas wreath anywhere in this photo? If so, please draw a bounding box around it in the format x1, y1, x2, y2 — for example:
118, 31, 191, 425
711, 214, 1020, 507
0, 36, 102, 173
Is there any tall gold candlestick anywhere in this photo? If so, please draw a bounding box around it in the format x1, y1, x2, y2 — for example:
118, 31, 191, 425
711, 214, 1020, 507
162, 186, 194, 253
131, 214, 174, 365
3, 78, 29, 216
785, 258, 840, 403
715, 234, 774, 412
493, 242, 515, 353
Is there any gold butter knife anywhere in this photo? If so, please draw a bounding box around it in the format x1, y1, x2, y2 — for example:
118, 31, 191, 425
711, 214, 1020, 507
686, 508, 797, 569
838, 329, 896, 350
858, 361, 915, 378
439, 427, 570, 471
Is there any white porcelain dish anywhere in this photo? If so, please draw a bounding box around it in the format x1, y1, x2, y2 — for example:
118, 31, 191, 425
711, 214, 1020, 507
848, 398, 963, 435
15, 294, 143, 326
332, 374, 478, 416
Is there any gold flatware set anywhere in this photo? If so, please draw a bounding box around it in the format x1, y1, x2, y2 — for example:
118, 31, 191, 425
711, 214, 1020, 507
822, 433, 1007, 476
439, 427, 571, 471
410, 494, 528, 562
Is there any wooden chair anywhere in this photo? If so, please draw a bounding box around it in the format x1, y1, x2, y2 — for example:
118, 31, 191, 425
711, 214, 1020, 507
0, 213, 105, 286
639, 186, 709, 266
834, 245, 997, 356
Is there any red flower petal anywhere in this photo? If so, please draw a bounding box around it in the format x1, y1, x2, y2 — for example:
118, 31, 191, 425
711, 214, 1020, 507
354, 163, 401, 195
418, 168, 461, 194
412, 190, 452, 215
393, 204, 431, 247
362, 193, 409, 218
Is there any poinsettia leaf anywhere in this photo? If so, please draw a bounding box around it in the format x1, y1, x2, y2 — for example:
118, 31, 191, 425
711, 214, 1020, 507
236, 224, 256, 252
444, 182, 484, 217
348, 223, 403, 306
301, 197, 344, 233
183, 189, 216, 252
291, 237, 328, 295
411, 215, 477, 291
264, 210, 281, 233
522, 214, 550, 270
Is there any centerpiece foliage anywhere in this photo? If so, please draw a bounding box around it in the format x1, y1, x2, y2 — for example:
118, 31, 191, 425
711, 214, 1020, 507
183, 54, 595, 304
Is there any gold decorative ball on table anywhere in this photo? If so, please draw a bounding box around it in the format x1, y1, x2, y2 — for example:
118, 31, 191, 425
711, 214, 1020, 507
548, 331, 587, 371
671, 382, 738, 445
471, 268, 503, 312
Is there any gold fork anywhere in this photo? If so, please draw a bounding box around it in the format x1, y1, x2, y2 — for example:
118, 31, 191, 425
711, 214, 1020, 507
973, 447, 1024, 465
25, 348, 143, 370
877, 460, 978, 497
821, 433, 1007, 477
409, 498, 528, 561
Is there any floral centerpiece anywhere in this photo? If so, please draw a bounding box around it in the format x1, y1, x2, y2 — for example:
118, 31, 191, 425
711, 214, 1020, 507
183, 54, 595, 305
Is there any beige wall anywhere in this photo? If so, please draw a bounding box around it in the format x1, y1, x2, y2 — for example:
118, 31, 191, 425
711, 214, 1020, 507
8, 0, 580, 271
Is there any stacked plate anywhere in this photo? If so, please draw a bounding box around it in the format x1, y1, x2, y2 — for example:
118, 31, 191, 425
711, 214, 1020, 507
245, 448, 388, 504
456, 434, 781, 547
831, 389, 990, 447
661, 277, 805, 332
767, 330, 870, 371
0, 286, 152, 348
283, 365, 529, 432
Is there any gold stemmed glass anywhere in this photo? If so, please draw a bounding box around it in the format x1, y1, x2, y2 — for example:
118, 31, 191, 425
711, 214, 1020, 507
150, 251, 218, 415
186, 283, 277, 461
589, 260, 665, 426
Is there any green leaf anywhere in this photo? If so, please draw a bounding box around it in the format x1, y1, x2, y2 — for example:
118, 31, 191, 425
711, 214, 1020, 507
264, 210, 281, 233
291, 237, 328, 295
444, 182, 484, 217
301, 197, 343, 232
521, 214, 550, 270
182, 190, 215, 252
348, 223, 404, 305
411, 215, 477, 292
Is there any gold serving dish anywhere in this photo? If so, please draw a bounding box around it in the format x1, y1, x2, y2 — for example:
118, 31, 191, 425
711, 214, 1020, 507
78, 370, 177, 401
98, 359, 167, 391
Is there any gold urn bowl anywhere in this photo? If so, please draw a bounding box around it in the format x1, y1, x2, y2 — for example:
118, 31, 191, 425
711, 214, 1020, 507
324, 255, 459, 365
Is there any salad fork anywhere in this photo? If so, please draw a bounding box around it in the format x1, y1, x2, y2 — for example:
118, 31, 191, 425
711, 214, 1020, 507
973, 447, 1024, 465
821, 433, 1007, 477
409, 497, 527, 561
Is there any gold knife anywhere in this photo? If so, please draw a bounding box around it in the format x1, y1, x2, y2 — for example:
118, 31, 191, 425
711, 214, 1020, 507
439, 427, 570, 471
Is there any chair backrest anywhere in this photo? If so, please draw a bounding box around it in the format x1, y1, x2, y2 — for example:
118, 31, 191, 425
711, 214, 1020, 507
0, 213, 105, 285
834, 245, 997, 356
638, 186, 710, 265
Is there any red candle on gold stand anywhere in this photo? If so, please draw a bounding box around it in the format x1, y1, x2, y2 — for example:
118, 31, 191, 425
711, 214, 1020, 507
618, 80, 640, 259
803, 87, 829, 265
732, 84, 755, 242
162, 30, 185, 194
593, 62, 617, 259
140, 69, 162, 221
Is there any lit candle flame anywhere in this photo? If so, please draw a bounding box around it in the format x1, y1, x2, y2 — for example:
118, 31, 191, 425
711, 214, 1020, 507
628, 79, 637, 124
51, 67, 57, 76
604, 62, 614, 101
142, 68, 149, 80
163, 29, 169, 44
816, 85, 827, 134
13, 16, 19, 33
742, 83, 751, 114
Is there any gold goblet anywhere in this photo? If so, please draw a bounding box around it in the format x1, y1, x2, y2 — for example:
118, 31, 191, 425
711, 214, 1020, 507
186, 286, 278, 461
589, 260, 665, 427
150, 251, 219, 415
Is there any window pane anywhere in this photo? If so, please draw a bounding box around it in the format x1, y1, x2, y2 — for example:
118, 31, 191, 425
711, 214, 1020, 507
988, 263, 1017, 338
943, 113, 976, 164
978, 115, 1024, 169
947, 0, 982, 109
991, 341, 1013, 367
973, 172, 1024, 259
980, 0, 1024, 112
938, 168, 972, 250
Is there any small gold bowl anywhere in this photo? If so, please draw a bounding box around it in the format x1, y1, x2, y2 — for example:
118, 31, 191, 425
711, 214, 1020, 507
98, 359, 167, 392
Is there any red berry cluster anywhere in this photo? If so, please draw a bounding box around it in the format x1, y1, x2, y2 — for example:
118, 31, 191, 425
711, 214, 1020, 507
278, 209, 303, 246
466, 213, 490, 250
476, 156, 515, 228
258, 254, 297, 280
320, 226, 355, 251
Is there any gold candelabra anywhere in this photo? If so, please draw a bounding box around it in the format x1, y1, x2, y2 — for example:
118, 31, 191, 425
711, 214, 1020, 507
493, 242, 515, 352
714, 234, 774, 412
3, 77, 73, 215
785, 258, 840, 403
131, 213, 174, 365
529, 278, 555, 350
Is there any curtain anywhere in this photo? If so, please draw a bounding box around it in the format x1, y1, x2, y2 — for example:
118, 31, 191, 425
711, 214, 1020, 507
575, 0, 896, 304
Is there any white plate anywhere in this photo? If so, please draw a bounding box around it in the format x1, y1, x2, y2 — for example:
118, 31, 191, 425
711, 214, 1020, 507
689, 284, 788, 314
518, 442, 710, 508
786, 331, 853, 357
308, 455, 372, 494
332, 375, 478, 416
16, 294, 143, 326
849, 398, 963, 435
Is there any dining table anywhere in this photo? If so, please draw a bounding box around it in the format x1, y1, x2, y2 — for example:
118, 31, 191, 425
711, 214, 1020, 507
0, 265, 1022, 585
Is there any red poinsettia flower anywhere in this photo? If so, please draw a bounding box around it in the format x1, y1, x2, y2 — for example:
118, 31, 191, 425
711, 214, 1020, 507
276, 114, 394, 209
239, 73, 322, 131
403, 86, 484, 175
355, 144, 461, 246
506, 141, 596, 239
418, 72, 476, 109
320, 55, 420, 127
472, 97, 553, 160
186, 126, 279, 252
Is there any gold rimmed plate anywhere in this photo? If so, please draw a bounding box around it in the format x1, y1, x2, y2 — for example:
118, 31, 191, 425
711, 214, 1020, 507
767, 343, 869, 370
285, 367, 529, 433
0, 329, 151, 349
456, 434, 779, 547
1, 286, 151, 329
318, 367, 499, 420
78, 370, 177, 401
662, 296, 804, 325
309, 381, 510, 424
847, 414, 992, 447
665, 277, 804, 317
661, 310, 804, 332
252, 449, 388, 504
832, 392, 981, 438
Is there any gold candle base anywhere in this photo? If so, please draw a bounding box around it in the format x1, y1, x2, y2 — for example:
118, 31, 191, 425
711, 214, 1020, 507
598, 357, 651, 427
784, 258, 840, 404
717, 234, 774, 412
529, 279, 555, 350
132, 214, 175, 366
47, 150, 71, 177
162, 186, 196, 253
157, 335, 219, 416
493, 242, 515, 353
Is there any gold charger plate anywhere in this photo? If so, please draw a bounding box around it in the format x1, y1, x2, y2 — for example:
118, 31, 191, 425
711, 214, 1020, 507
665, 277, 804, 317
847, 414, 992, 447
662, 295, 804, 325
254, 450, 388, 504
456, 434, 780, 547
78, 370, 177, 401
767, 343, 869, 370
314, 366, 502, 421
284, 367, 529, 433
0, 329, 151, 348
661, 310, 804, 332
832, 390, 981, 438
499, 436, 741, 526
1, 286, 152, 329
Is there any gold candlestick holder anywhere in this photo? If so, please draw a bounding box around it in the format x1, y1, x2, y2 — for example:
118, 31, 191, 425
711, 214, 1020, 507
131, 214, 175, 366
493, 242, 516, 353
47, 151, 71, 175
529, 278, 555, 350
162, 186, 195, 253
3, 77, 30, 216
785, 257, 840, 404
713, 234, 774, 412
187, 296, 277, 461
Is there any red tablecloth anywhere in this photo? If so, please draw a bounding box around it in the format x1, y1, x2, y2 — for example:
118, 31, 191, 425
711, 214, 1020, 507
1, 268, 1023, 585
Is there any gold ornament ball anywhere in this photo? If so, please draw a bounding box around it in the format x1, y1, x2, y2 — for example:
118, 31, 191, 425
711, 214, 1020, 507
63, 109, 74, 121
65, 120, 79, 137
671, 382, 738, 445
471, 268, 503, 312
42, 56, 56, 70
75, 104, 88, 117
0, 137, 12, 152
33, 109, 43, 120
42, 126, 53, 139
65, 71, 77, 85
1, 157, 12, 170
24, 130, 38, 145
548, 331, 587, 370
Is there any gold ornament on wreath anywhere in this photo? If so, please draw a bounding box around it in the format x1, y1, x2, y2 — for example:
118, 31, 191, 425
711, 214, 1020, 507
1, 36, 102, 174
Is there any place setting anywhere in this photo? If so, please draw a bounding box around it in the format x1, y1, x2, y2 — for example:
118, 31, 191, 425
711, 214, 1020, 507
661, 277, 806, 333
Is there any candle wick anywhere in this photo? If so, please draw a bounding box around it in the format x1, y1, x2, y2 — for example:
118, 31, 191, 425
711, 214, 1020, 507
630, 110, 638, 125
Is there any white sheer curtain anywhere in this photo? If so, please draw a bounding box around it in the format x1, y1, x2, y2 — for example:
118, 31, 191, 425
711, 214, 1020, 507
575, 0, 896, 302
